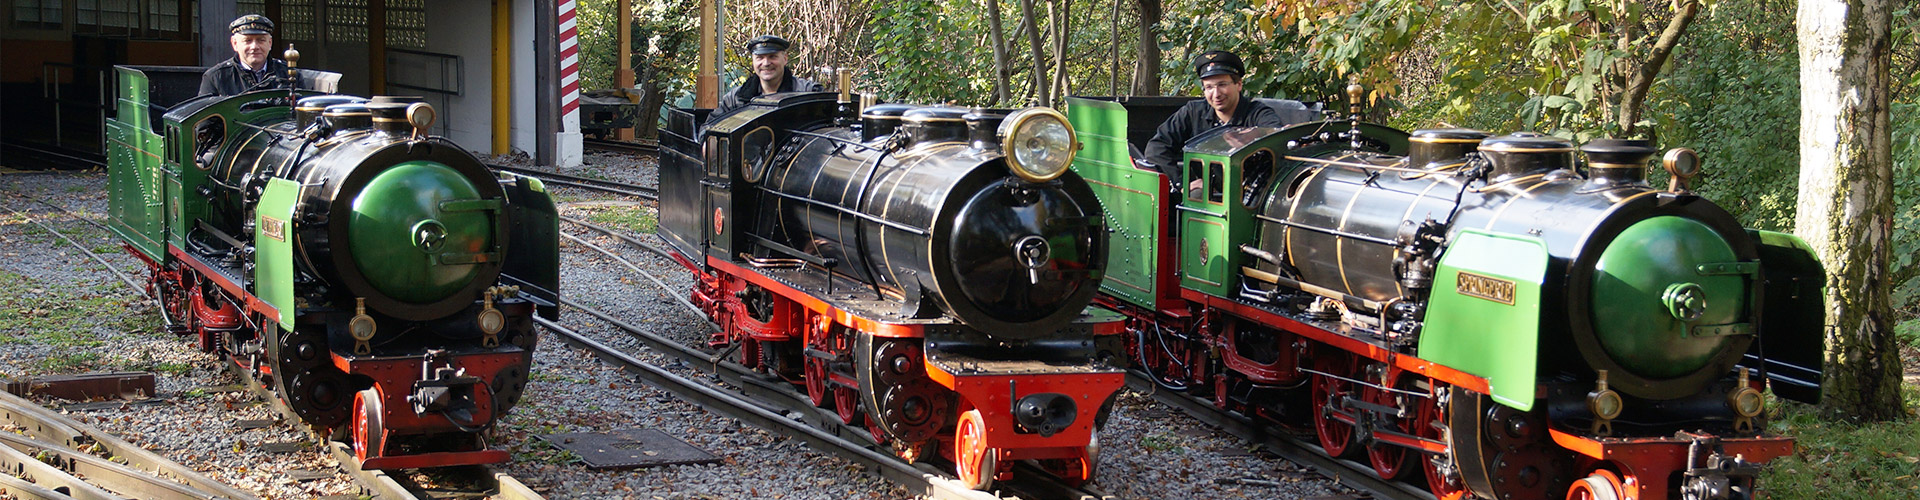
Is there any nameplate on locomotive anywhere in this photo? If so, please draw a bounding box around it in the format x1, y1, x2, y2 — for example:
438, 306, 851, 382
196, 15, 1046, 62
1455, 271, 1515, 305
261, 217, 287, 242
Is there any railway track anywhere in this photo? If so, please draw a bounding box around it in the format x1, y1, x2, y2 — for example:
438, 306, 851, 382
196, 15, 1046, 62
554, 216, 1113, 500
1129, 375, 1434, 500
0, 390, 256, 499
487, 163, 659, 199
583, 137, 659, 155
2, 189, 541, 500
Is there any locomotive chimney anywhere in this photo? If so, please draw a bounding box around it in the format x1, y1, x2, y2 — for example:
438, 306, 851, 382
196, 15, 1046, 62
1407, 128, 1490, 170
964, 108, 1010, 151
367, 96, 425, 136
1580, 138, 1658, 186
1478, 132, 1575, 181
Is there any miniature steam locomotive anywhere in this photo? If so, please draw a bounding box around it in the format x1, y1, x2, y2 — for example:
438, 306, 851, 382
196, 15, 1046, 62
1068, 89, 1825, 500
104, 60, 558, 469
658, 86, 1124, 489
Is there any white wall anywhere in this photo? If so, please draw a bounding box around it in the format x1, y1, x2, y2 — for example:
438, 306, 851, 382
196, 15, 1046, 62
419, 0, 494, 150
512, 0, 537, 156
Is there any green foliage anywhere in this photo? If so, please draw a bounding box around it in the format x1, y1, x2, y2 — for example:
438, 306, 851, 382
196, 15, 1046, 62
1652, 2, 1800, 232
869, 0, 987, 104
575, 0, 700, 102
1762, 394, 1920, 498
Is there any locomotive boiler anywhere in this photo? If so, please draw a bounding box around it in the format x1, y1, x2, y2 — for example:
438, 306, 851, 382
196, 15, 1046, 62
105, 60, 557, 470
1068, 88, 1824, 500
660, 88, 1124, 489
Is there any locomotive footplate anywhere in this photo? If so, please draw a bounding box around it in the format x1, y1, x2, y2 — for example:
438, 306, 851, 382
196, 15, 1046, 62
331, 346, 526, 469
746, 264, 963, 325
920, 311, 1126, 462
1547, 427, 1792, 500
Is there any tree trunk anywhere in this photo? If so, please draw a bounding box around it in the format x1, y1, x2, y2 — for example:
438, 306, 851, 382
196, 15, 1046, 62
986, 0, 1012, 104
1795, 0, 1902, 421
1616, 0, 1698, 137
1132, 0, 1161, 95
1051, 0, 1073, 102
1019, 0, 1050, 106
636, 63, 664, 140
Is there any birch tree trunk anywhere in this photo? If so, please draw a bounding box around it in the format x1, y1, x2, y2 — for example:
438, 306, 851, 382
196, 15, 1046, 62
1019, 0, 1050, 106
986, 0, 1012, 104
1132, 0, 1161, 96
1795, 0, 1902, 421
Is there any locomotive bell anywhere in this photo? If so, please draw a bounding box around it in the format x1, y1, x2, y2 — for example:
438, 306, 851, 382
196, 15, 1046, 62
1478, 132, 1575, 181
1581, 138, 1658, 186
1407, 128, 1490, 169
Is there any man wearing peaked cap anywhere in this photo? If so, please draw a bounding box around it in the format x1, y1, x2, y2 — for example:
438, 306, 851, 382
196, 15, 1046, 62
199, 14, 291, 97
715, 35, 824, 115
1142, 50, 1287, 181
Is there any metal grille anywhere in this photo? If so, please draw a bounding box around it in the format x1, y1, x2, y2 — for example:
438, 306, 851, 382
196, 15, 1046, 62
281, 0, 316, 41
325, 0, 369, 43
385, 0, 427, 49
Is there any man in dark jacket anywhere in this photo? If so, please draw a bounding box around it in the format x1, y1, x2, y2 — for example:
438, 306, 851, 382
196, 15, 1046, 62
714, 35, 823, 116
1142, 50, 1286, 181
199, 15, 289, 97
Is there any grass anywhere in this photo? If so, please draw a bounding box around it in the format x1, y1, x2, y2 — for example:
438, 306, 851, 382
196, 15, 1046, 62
1761, 390, 1920, 498
0, 268, 160, 374
585, 205, 659, 234
32, 351, 103, 373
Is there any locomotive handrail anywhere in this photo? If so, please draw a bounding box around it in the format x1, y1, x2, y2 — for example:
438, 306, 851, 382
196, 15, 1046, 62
1284, 154, 1468, 175
754, 186, 932, 236
788, 129, 887, 152
1251, 213, 1398, 247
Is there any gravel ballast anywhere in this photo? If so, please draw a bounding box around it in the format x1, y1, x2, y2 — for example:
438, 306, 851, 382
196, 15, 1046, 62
0, 149, 1352, 499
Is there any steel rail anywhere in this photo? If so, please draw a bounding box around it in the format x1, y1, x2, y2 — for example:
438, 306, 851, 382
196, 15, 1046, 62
583, 137, 660, 155
554, 220, 1113, 499
1127, 373, 1434, 500
0, 390, 257, 499
0, 199, 148, 297
488, 163, 659, 199
0, 431, 224, 499
536, 317, 1026, 500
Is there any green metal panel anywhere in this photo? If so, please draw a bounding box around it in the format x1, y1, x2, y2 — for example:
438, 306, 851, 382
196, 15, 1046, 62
1180, 155, 1235, 295
1589, 216, 1746, 379
1065, 97, 1162, 307
346, 161, 497, 304
1419, 229, 1548, 410
256, 178, 299, 329
105, 66, 168, 261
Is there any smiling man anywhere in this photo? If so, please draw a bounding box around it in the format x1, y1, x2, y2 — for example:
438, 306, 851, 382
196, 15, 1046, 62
1142, 50, 1286, 181
199, 15, 289, 97
714, 35, 823, 115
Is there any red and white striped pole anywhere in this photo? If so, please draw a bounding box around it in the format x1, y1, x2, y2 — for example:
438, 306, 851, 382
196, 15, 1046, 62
558, 0, 581, 133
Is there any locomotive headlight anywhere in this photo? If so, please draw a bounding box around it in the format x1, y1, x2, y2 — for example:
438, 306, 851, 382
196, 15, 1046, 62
999, 107, 1078, 182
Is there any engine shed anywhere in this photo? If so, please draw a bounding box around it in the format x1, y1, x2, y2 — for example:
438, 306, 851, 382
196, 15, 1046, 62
1, 0, 590, 168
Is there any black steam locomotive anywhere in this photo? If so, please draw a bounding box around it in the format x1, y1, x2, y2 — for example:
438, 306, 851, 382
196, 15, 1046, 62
658, 87, 1124, 489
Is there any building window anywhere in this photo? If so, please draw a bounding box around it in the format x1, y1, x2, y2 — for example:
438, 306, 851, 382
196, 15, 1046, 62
13, 0, 65, 29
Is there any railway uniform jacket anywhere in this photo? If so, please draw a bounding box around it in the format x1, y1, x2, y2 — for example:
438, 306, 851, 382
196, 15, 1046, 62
1143, 95, 1286, 181
714, 69, 823, 116
199, 57, 290, 97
